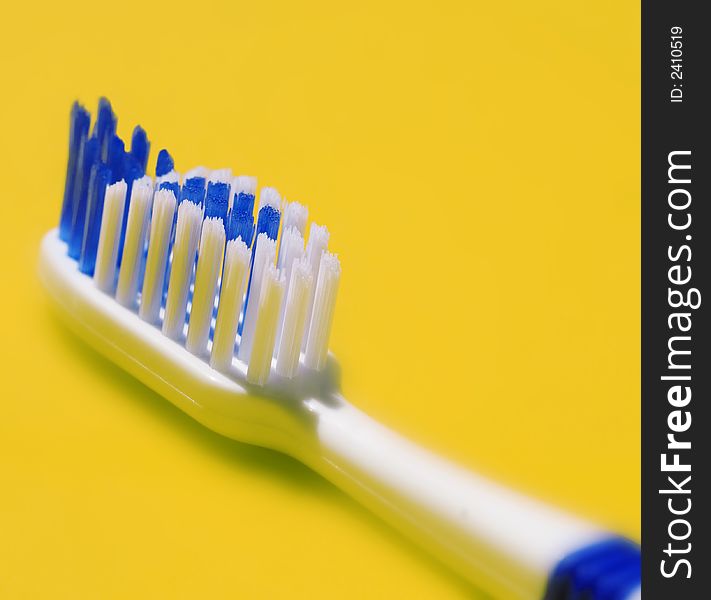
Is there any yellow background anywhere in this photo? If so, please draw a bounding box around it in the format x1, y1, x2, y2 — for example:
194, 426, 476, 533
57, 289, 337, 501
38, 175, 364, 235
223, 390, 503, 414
0, 1, 639, 598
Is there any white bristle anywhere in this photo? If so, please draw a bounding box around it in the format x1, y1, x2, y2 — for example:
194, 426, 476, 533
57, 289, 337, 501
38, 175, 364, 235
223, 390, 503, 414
301, 223, 330, 350
275, 257, 313, 378
208, 169, 232, 184
138, 189, 176, 324
238, 233, 277, 363
185, 166, 209, 180
232, 175, 258, 196
247, 264, 285, 386
304, 252, 341, 371
186, 218, 226, 355
281, 201, 308, 236
94, 180, 127, 293
258, 187, 281, 211
116, 176, 153, 307
155, 170, 180, 188
274, 227, 305, 351
210, 239, 252, 371
277, 226, 305, 270
162, 201, 203, 339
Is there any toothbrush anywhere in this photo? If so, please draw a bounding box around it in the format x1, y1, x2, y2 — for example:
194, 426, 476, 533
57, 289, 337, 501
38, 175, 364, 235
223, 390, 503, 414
41, 101, 640, 600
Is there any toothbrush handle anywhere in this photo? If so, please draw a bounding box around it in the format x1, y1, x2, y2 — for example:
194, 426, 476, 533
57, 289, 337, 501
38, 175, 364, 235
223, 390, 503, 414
306, 398, 640, 600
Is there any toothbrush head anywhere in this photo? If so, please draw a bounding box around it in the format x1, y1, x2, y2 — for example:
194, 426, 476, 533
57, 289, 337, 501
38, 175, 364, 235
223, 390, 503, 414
41, 100, 342, 454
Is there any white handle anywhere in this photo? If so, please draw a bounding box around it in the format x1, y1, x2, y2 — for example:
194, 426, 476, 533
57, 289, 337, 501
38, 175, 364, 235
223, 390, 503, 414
303, 397, 603, 599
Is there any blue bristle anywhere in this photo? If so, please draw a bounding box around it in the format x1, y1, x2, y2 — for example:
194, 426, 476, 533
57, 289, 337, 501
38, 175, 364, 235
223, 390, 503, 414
68, 137, 100, 259
255, 204, 281, 241
122, 154, 143, 209
59, 102, 90, 242
229, 192, 256, 246
181, 177, 206, 206
159, 180, 181, 200
78, 163, 111, 276
130, 125, 150, 173
117, 154, 144, 265
204, 181, 230, 224
107, 135, 125, 184
233, 191, 255, 215
156, 149, 174, 177
93, 98, 116, 163
122, 153, 143, 193
226, 207, 255, 246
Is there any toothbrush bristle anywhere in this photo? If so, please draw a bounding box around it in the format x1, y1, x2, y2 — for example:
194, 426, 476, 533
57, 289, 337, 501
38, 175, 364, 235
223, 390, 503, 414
158, 169, 180, 184
186, 217, 226, 355
226, 195, 256, 246
233, 191, 256, 215
257, 204, 281, 241
107, 135, 125, 184
94, 180, 128, 293
122, 154, 144, 188
78, 162, 112, 276
93, 97, 117, 162
304, 252, 341, 371
282, 201, 308, 236
59, 102, 90, 243
301, 223, 330, 349
239, 233, 277, 363
158, 177, 181, 203
116, 176, 153, 307
139, 188, 177, 324
68, 136, 100, 260
275, 256, 313, 378
277, 227, 305, 271
185, 166, 209, 180
155, 149, 174, 177
181, 174, 207, 206
258, 186, 281, 211
277, 226, 304, 270
163, 200, 203, 339
117, 154, 146, 262
231, 176, 257, 215
247, 264, 285, 386
208, 168, 233, 184
274, 227, 305, 352
211, 238, 252, 371
204, 181, 230, 225
58, 99, 341, 385
233, 175, 257, 197
130, 125, 150, 173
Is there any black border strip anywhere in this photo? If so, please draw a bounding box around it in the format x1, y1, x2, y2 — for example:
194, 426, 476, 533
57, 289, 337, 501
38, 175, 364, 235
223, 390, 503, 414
642, 1, 709, 597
